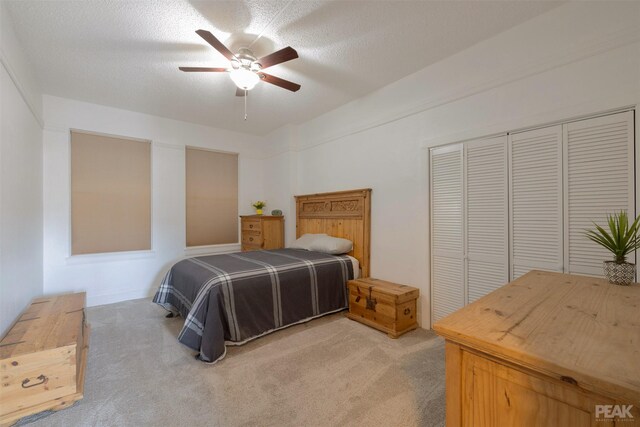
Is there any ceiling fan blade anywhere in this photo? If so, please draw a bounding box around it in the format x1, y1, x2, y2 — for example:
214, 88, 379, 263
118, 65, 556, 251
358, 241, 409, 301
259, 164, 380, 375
236, 88, 246, 97
257, 47, 298, 70
195, 29, 236, 61
259, 73, 301, 92
179, 67, 227, 72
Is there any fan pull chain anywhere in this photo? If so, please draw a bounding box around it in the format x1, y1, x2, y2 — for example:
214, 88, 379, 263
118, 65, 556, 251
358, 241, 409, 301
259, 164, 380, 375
244, 89, 248, 121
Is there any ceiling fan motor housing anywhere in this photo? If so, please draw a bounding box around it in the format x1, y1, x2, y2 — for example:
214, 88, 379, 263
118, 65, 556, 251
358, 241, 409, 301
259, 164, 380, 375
233, 48, 261, 72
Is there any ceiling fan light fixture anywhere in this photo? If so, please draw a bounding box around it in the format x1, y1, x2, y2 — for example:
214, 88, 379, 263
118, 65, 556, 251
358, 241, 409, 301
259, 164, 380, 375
230, 68, 259, 90
179, 30, 300, 96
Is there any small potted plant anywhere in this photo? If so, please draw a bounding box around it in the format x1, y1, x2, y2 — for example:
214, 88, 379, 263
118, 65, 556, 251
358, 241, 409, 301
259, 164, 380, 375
252, 201, 266, 215
585, 211, 640, 285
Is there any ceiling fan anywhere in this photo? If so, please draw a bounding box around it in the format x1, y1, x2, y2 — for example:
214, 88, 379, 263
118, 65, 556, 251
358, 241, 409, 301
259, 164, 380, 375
179, 29, 301, 96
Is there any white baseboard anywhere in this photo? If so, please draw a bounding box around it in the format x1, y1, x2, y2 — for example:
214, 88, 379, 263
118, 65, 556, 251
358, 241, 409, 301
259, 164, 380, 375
86, 288, 152, 307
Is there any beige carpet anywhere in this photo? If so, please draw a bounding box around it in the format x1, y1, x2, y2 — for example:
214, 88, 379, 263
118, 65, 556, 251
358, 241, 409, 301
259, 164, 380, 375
19, 299, 446, 427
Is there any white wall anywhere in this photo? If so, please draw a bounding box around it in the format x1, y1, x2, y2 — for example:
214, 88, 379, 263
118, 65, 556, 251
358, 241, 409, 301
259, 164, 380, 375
6, 0, 640, 327
262, 125, 299, 245
263, 1, 640, 328
42, 95, 265, 306
0, 4, 44, 335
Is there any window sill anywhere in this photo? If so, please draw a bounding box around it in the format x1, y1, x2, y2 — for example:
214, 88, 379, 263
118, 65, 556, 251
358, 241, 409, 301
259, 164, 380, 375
66, 250, 156, 265
184, 243, 241, 257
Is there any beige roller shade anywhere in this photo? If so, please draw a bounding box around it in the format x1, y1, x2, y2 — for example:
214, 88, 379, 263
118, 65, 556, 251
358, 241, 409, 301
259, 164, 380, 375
186, 147, 239, 246
71, 131, 151, 255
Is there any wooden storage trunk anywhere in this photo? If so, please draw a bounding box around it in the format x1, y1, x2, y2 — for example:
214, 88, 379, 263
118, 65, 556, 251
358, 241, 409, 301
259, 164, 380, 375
0, 293, 89, 426
346, 278, 419, 338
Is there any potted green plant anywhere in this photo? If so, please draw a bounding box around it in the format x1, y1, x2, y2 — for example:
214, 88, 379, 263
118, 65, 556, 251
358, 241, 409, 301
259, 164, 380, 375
585, 211, 640, 285
252, 201, 266, 215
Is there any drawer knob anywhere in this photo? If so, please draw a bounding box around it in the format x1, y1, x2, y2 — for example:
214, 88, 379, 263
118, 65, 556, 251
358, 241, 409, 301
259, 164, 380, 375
249, 224, 253, 229
249, 237, 253, 242
404, 308, 411, 315
22, 374, 47, 388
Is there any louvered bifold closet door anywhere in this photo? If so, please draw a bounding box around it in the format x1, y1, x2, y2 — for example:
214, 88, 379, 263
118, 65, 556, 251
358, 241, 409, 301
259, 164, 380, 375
465, 136, 509, 302
509, 125, 564, 279
431, 144, 464, 322
564, 111, 635, 276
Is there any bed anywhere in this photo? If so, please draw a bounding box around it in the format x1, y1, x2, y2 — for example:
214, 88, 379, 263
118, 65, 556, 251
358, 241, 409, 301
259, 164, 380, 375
153, 189, 371, 363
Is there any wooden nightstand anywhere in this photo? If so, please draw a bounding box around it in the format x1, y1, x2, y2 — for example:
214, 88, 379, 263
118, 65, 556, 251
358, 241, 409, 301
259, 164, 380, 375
346, 278, 419, 338
240, 215, 284, 251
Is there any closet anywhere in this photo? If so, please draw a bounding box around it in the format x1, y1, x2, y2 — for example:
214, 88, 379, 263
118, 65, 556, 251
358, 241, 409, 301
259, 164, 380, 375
431, 144, 464, 321
564, 113, 635, 276
465, 136, 508, 303
510, 125, 563, 279
430, 110, 635, 323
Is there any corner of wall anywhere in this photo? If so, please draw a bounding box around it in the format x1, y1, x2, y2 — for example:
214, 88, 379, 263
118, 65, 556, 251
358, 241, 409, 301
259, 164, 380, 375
0, 1, 44, 335
0, 3, 43, 126
260, 124, 300, 245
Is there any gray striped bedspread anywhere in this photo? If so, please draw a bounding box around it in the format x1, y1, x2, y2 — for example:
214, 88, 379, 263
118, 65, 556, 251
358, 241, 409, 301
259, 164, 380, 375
153, 248, 353, 363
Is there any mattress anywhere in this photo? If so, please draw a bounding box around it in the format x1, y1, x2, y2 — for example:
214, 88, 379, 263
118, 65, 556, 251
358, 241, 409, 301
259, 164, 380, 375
346, 255, 360, 279
153, 248, 354, 363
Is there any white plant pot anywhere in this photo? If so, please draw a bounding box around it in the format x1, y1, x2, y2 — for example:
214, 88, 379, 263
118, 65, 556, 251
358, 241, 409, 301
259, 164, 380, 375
603, 261, 636, 286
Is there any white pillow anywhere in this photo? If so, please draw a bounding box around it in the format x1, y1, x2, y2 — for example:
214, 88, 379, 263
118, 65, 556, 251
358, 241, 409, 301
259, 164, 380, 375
289, 233, 327, 250
308, 235, 353, 255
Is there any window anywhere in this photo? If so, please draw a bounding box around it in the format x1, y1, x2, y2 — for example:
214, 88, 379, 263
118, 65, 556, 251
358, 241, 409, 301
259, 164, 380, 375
185, 147, 239, 246
70, 130, 151, 255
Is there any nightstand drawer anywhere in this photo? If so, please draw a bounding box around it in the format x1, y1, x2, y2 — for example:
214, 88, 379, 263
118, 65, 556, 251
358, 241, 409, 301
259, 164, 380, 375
242, 244, 262, 252
242, 232, 263, 246
242, 220, 262, 232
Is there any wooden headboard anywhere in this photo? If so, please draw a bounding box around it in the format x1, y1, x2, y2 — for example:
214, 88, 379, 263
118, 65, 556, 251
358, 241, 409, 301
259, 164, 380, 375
295, 188, 371, 277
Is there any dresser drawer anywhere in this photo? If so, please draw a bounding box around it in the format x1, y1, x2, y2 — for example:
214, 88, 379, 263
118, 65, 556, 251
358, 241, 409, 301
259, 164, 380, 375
242, 231, 263, 246
242, 244, 262, 252
242, 220, 262, 232
458, 348, 620, 426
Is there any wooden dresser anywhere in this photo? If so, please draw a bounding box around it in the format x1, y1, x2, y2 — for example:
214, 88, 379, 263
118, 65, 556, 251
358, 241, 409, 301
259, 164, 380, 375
0, 293, 89, 426
240, 215, 284, 251
433, 271, 640, 426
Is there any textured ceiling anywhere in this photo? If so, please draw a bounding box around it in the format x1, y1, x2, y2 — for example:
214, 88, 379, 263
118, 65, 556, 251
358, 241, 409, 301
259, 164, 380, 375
5, 0, 562, 135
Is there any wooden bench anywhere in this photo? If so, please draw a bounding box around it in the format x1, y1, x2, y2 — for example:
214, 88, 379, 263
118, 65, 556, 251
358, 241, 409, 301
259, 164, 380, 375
0, 293, 89, 426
